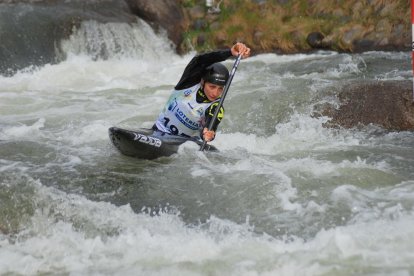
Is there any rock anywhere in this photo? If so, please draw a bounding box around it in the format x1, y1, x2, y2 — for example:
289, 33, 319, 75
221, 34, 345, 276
320, 80, 414, 131
340, 25, 366, 50
358, 19, 409, 52
125, 0, 188, 51
193, 19, 207, 30
352, 39, 375, 52
306, 32, 326, 49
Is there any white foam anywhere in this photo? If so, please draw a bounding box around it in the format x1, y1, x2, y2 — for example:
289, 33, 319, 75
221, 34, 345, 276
1, 180, 413, 275
331, 180, 414, 223
246, 51, 338, 65
0, 54, 183, 93
0, 118, 45, 140
213, 113, 360, 155
63, 120, 110, 146
61, 19, 175, 61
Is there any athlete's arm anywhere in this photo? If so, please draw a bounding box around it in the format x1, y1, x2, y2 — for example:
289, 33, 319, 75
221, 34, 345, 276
175, 49, 232, 90
174, 42, 250, 91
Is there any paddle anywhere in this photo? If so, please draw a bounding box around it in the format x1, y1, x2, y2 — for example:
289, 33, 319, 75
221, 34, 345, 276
200, 54, 242, 151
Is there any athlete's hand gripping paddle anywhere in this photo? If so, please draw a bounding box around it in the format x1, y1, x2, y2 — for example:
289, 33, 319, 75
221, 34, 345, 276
200, 54, 242, 151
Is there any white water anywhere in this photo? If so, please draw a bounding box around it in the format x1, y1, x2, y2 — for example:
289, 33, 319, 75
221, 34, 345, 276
1, 20, 413, 275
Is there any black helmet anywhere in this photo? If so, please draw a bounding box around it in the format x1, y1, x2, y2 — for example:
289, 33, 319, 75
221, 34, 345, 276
202, 63, 229, 86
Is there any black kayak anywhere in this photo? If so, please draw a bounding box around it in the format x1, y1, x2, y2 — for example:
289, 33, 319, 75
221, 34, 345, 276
108, 127, 218, 159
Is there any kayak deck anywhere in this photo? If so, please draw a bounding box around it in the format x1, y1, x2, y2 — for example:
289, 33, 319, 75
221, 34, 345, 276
108, 127, 217, 159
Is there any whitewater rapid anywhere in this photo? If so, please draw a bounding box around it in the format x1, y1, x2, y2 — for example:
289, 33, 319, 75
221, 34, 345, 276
1, 20, 413, 275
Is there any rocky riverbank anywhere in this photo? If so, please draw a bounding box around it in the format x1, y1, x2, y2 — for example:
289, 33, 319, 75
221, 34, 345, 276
0, 0, 410, 65
118, 0, 411, 54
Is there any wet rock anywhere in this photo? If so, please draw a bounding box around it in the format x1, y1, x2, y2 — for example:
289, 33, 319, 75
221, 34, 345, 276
306, 32, 326, 49
320, 80, 414, 131
125, 0, 187, 51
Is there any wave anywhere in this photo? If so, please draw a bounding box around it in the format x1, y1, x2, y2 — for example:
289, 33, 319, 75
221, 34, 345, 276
0, 1, 172, 75
60, 19, 175, 61
1, 177, 413, 275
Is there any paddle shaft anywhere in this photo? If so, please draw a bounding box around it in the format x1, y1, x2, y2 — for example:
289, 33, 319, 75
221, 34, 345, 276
200, 54, 242, 151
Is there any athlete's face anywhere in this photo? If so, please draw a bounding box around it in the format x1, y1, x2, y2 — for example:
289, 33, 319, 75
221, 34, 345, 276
203, 82, 224, 101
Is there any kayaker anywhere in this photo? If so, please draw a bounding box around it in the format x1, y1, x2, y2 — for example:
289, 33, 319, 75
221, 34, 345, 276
153, 42, 251, 142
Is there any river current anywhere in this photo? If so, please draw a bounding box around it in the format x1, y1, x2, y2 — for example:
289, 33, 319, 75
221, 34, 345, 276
1, 20, 413, 275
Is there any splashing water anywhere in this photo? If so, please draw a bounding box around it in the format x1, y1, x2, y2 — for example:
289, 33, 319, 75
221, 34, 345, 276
1, 18, 413, 275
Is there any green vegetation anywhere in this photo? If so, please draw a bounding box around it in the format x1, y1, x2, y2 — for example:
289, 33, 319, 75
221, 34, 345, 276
180, 0, 410, 53
181, 0, 197, 8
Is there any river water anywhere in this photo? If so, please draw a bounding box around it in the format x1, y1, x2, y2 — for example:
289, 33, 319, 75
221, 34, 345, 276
1, 19, 413, 275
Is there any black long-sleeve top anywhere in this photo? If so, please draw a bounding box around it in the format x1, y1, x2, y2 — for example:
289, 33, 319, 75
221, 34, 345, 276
175, 49, 233, 133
